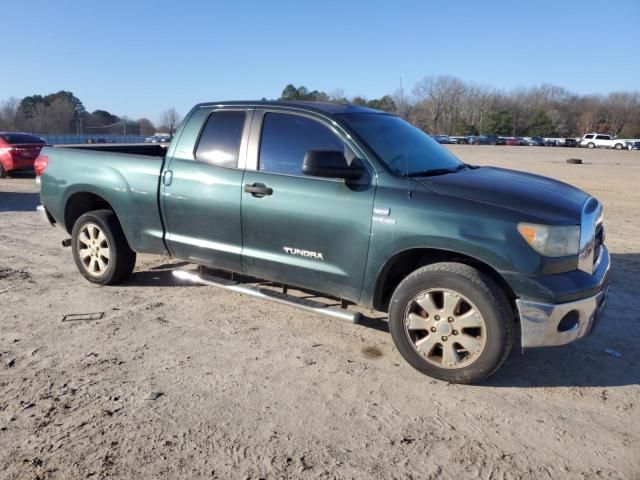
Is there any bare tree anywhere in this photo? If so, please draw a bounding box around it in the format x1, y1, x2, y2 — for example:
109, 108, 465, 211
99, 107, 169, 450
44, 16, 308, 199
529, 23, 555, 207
413, 75, 470, 134
47, 98, 76, 133
138, 118, 156, 136
0, 97, 19, 130
160, 108, 181, 135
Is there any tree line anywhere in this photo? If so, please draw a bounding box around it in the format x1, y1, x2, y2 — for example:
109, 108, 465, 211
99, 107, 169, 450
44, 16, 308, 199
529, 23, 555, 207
279, 80, 640, 138
0, 91, 181, 136
2, 79, 638, 139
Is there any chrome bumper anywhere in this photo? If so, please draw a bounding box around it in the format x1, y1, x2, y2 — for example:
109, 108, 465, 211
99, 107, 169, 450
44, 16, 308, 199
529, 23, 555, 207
516, 286, 609, 348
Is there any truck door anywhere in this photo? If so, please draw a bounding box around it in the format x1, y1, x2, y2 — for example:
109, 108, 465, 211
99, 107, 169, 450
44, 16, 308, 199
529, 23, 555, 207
161, 108, 251, 272
240, 109, 375, 302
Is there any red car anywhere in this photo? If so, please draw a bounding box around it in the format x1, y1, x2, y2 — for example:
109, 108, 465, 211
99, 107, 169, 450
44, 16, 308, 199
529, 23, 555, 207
0, 132, 47, 178
504, 137, 520, 146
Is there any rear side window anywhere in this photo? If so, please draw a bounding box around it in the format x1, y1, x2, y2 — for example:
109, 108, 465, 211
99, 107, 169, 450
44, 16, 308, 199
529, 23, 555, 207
0, 133, 45, 144
596, 135, 610, 140
258, 113, 344, 176
195, 111, 246, 167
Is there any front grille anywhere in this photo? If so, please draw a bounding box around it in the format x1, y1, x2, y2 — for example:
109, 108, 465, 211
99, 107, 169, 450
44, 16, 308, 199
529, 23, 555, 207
593, 223, 604, 268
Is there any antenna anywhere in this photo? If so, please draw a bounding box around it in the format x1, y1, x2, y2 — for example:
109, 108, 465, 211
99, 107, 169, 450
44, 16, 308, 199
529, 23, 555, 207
400, 76, 411, 198
399, 76, 405, 119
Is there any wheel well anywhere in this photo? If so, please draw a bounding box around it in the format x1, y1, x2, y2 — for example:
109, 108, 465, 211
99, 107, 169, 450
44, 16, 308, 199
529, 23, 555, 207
373, 248, 516, 312
64, 192, 114, 233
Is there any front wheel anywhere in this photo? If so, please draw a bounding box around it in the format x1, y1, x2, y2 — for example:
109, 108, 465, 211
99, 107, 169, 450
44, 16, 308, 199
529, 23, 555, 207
614, 143, 623, 150
587, 142, 595, 149
71, 209, 136, 285
389, 263, 513, 384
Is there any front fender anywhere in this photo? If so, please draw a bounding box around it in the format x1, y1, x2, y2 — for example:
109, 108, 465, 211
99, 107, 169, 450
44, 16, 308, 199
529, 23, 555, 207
359, 181, 544, 307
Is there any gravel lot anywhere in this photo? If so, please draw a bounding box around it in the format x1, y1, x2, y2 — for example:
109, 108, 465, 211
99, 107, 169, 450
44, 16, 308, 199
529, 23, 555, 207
1, 146, 638, 479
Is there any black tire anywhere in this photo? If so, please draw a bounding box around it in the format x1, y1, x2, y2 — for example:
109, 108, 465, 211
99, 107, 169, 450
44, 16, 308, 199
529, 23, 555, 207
0, 163, 7, 178
587, 142, 595, 149
71, 209, 136, 285
614, 143, 623, 150
388, 262, 513, 384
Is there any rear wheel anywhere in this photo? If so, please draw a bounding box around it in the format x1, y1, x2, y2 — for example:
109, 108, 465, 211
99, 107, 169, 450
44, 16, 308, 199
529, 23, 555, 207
71, 210, 136, 285
389, 263, 513, 384
614, 143, 623, 150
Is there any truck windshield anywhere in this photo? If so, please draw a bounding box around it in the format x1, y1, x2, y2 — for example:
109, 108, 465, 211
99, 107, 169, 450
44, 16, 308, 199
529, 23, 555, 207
338, 113, 463, 176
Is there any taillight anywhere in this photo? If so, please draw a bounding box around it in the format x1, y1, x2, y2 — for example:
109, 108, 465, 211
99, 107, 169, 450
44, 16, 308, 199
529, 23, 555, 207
34, 155, 49, 176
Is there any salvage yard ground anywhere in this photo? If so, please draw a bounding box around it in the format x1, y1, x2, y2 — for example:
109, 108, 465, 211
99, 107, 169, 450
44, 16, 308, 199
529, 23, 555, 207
0, 146, 639, 479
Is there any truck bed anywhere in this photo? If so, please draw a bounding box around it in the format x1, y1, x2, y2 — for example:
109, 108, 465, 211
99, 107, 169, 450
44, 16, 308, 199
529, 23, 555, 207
39, 145, 168, 255
59, 143, 168, 157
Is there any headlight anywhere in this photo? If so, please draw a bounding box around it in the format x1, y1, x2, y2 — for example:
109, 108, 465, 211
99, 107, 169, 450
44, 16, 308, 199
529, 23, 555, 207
517, 223, 580, 257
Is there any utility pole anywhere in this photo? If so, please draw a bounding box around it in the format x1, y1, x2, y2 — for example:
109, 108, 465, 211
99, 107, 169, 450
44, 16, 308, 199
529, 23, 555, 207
399, 76, 405, 119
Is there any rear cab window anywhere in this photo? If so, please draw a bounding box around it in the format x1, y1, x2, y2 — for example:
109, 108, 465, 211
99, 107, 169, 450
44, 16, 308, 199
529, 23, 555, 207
194, 111, 246, 168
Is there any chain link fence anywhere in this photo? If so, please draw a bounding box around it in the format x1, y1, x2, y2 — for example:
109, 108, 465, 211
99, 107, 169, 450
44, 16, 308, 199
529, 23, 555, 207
36, 134, 148, 145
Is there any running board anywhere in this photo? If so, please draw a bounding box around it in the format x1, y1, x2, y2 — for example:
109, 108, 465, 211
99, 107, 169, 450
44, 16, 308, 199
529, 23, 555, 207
172, 269, 361, 324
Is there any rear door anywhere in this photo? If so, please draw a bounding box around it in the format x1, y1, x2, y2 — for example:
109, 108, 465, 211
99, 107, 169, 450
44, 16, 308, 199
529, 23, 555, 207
595, 134, 610, 147
240, 109, 375, 302
161, 107, 251, 272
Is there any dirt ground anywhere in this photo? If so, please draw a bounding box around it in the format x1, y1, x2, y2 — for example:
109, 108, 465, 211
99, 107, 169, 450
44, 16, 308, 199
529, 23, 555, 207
0, 146, 638, 479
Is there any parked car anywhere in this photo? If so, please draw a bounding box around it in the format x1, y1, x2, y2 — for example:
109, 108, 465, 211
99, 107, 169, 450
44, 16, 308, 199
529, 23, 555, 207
564, 138, 578, 147
504, 138, 520, 146
544, 139, 559, 147
628, 141, 640, 151
0, 132, 47, 178
475, 134, 506, 145
145, 135, 172, 143
36, 101, 609, 384
527, 136, 545, 146
432, 134, 456, 144
580, 133, 628, 150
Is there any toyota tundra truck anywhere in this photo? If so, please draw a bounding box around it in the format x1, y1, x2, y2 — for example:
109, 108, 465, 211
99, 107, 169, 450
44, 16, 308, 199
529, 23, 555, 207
35, 101, 610, 383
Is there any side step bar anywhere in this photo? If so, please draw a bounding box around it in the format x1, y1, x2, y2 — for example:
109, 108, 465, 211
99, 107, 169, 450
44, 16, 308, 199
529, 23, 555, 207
173, 269, 361, 324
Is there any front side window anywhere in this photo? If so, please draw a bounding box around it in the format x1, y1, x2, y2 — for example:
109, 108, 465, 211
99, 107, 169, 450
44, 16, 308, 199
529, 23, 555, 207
584, 134, 594, 139
258, 113, 345, 176
195, 110, 246, 167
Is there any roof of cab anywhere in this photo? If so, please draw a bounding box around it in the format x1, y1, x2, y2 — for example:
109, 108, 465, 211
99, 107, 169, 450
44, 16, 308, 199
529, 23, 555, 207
193, 100, 385, 115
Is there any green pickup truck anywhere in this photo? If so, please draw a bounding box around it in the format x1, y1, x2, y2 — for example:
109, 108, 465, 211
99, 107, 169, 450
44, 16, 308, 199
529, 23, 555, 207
36, 101, 609, 383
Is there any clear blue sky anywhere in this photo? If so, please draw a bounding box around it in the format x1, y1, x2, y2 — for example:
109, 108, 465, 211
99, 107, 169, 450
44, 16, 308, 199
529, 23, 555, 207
3, 0, 638, 124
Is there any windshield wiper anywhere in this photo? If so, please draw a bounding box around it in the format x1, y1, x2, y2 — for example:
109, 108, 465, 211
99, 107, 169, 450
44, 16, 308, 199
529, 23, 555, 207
406, 164, 468, 177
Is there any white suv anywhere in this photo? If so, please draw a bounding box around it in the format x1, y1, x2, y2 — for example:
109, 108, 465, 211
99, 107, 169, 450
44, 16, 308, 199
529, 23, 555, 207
580, 133, 628, 150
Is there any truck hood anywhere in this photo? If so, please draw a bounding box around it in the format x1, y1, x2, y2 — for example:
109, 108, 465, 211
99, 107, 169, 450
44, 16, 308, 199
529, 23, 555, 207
417, 166, 588, 223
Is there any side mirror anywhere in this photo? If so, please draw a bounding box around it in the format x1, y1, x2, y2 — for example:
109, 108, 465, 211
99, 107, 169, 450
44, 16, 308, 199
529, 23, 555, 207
302, 150, 364, 180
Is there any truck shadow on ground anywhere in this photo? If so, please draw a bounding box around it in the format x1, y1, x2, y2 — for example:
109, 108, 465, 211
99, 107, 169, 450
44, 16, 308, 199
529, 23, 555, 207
121, 268, 193, 287
0, 191, 40, 212
123, 254, 638, 387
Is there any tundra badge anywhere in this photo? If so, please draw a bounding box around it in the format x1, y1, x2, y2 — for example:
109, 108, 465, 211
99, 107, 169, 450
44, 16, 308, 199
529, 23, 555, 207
283, 246, 325, 260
